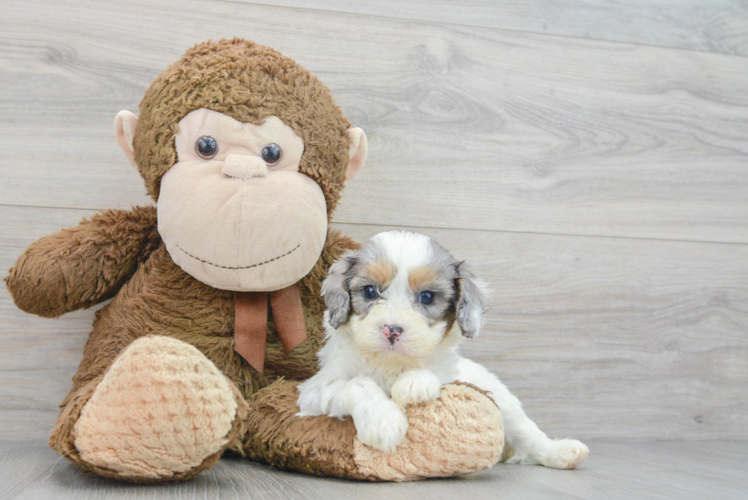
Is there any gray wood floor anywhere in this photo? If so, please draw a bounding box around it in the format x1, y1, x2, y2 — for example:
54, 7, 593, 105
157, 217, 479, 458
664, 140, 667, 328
1, 441, 747, 500
1, 1, 748, 497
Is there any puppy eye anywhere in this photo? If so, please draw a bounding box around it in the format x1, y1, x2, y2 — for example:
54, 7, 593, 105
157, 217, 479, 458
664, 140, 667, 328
195, 135, 218, 159
363, 286, 379, 300
261, 143, 282, 165
419, 291, 434, 305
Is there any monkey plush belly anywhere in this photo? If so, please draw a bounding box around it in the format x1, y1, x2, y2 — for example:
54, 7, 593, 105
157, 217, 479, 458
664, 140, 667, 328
69, 243, 323, 402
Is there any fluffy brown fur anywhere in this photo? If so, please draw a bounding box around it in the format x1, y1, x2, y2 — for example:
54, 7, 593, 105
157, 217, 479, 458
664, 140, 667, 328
134, 38, 352, 214
6, 206, 160, 318
242, 379, 364, 479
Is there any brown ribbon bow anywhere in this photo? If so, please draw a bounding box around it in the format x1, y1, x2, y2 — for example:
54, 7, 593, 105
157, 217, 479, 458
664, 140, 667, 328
234, 284, 308, 373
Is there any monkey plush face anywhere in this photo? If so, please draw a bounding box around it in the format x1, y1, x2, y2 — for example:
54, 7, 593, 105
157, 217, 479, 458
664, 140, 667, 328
113, 39, 367, 292
156, 109, 326, 291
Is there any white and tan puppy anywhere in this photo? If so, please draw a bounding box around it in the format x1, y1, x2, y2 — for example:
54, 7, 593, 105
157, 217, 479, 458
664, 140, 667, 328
297, 231, 589, 469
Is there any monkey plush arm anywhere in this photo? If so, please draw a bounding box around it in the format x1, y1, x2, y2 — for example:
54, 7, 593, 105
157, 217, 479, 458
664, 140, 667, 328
5, 205, 160, 318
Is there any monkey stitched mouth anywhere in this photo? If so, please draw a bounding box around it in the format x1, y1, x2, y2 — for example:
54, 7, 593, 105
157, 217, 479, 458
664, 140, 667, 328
175, 243, 301, 270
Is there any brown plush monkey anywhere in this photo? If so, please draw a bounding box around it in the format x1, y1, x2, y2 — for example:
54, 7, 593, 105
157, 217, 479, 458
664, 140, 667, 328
5, 39, 503, 483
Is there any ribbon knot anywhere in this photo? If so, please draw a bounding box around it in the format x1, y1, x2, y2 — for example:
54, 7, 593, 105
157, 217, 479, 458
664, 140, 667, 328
233, 284, 308, 373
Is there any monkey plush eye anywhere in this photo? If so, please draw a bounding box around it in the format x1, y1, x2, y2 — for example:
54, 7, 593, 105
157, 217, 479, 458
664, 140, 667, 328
419, 291, 435, 305
363, 286, 379, 300
261, 143, 282, 165
195, 135, 218, 159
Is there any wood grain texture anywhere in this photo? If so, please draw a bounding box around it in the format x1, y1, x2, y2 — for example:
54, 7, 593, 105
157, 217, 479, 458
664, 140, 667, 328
1, 0, 748, 242
1, 440, 747, 500
2, 207, 747, 441
1, 0, 747, 447
243, 0, 748, 57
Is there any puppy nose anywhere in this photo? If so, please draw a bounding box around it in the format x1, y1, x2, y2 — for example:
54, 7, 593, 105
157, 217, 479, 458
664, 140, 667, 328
222, 154, 268, 179
383, 325, 403, 345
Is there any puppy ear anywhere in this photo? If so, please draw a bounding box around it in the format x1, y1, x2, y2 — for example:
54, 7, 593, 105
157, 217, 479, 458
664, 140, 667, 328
321, 251, 357, 328
455, 262, 489, 338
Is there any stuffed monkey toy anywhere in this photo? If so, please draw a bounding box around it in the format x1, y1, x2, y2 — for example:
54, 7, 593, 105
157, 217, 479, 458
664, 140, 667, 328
5, 39, 504, 483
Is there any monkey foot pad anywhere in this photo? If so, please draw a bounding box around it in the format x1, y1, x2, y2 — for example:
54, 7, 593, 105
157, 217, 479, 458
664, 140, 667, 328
73, 336, 241, 481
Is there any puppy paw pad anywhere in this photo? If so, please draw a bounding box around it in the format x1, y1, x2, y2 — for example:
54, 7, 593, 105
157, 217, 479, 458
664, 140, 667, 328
542, 439, 590, 470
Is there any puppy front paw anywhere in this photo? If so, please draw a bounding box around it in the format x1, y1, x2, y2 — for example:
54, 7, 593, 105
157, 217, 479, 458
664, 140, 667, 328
354, 401, 409, 453
391, 370, 441, 407
540, 439, 590, 469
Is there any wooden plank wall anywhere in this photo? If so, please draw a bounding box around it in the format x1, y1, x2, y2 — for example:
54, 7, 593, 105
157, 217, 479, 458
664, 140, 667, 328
0, 0, 746, 441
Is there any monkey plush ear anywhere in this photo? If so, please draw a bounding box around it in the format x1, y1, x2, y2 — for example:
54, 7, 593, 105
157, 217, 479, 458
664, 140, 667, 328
114, 110, 139, 168
345, 127, 368, 181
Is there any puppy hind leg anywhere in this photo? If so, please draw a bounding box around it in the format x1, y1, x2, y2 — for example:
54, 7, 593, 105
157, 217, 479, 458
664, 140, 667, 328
456, 357, 588, 469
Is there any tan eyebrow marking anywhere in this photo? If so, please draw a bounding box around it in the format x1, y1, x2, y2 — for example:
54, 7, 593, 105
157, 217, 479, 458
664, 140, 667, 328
365, 260, 397, 288
409, 265, 439, 290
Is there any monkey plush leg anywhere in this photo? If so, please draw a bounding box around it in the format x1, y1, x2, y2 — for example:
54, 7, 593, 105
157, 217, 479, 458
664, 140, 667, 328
239, 380, 504, 481
49, 336, 248, 483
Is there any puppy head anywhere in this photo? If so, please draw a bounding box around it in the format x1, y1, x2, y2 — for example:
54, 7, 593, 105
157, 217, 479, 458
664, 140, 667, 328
321, 231, 488, 360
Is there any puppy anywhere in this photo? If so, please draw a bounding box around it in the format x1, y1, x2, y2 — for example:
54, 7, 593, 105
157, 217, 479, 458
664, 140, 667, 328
297, 231, 589, 469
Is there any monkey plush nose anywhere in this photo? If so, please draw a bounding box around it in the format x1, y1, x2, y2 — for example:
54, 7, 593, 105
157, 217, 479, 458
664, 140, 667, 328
222, 154, 268, 179
382, 325, 403, 345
